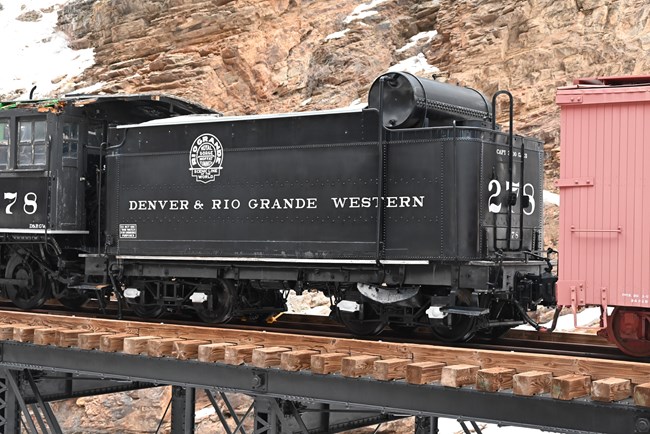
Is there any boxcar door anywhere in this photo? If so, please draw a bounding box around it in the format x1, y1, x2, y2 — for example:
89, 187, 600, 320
57, 116, 87, 230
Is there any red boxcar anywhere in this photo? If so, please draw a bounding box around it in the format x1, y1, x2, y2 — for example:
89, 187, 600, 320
557, 76, 650, 356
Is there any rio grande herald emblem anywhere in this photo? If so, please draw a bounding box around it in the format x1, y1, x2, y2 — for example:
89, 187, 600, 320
189, 133, 223, 183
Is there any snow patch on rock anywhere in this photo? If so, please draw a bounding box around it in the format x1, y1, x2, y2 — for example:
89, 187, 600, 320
396, 30, 438, 53
0, 0, 95, 100
344, 0, 391, 24
388, 53, 440, 77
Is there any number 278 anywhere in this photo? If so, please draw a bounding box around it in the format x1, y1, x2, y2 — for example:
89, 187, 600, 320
3, 192, 38, 215
487, 180, 535, 215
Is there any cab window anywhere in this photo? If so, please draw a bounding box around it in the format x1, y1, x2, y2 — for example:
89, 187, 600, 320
62, 122, 79, 159
17, 118, 47, 169
0, 118, 9, 169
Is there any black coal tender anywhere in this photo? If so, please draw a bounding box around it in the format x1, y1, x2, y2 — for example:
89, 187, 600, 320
0, 72, 557, 340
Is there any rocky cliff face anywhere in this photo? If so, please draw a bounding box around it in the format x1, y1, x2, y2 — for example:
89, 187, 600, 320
56, 0, 650, 189
57, 0, 440, 114
425, 0, 650, 186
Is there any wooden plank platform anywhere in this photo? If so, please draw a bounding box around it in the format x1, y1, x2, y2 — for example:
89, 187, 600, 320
225, 345, 262, 365
198, 342, 235, 363
149, 338, 183, 357
311, 353, 348, 375
406, 361, 445, 385
123, 336, 159, 355
477, 367, 516, 392
252, 347, 291, 368
342, 355, 379, 378
79, 332, 110, 350
34, 328, 60, 346
173, 340, 211, 360
0, 324, 14, 340
13, 325, 38, 343
635, 383, 650, 408
592, 378, 631, 402
441, 364, 479, 388
280, 350, 318, 371
551, 374, 591, 400
0, 310, 649, 410
373, 358, 410, 381
513, 371, 553, 396
57, 329, 87, 347
100, 333, 136, 352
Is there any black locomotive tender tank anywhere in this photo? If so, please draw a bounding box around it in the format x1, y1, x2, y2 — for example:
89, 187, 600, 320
108, 72, 542, 262
0, 74, 555, 340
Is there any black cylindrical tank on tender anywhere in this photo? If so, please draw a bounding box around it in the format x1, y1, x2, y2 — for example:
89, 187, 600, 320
367, 71, 492, 128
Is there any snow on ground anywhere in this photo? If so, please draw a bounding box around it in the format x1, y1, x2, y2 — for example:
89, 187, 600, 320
517, 306, 608, 332
0, 0, 95, 100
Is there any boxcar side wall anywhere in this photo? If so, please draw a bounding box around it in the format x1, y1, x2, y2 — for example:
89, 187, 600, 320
557, 86, 650, 308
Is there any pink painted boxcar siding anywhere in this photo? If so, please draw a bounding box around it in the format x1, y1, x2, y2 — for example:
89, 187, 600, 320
557, 79, 650, 309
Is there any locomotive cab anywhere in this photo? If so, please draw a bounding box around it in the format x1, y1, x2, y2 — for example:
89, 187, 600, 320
0, 95, 216, 309
0, 110, 61, 232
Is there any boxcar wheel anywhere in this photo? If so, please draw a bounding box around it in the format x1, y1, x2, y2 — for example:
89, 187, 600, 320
195, 279, 236, 324
608, 307, 650, 358
4, 253, 51, 310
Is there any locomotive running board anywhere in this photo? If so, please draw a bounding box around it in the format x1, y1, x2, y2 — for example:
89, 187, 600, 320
115, 255, 429, 265
0, 229, 89, 234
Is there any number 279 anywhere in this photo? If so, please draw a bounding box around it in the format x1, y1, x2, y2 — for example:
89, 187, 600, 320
4, 192, 38, 215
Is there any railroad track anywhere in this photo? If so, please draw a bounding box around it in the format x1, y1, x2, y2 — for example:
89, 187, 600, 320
0, 309, 649, 410
0, 300, 628, 361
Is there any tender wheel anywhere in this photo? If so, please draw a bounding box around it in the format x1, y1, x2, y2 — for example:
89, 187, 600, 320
133, 303, 164, 318
195, 279, 236, 324
132, 283, 164, 318
429, 314, 477, 343
55, 280, 90, 310
608, 307, 650, 357
4, 253, 52, 310
336, 294, 387, 336
476, 325, 511, 341
58, 292, 90, 309
429, 289, 478, 343
389, 323, 418, 334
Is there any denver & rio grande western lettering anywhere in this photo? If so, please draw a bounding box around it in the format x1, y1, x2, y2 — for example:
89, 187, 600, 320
127, 195, 425, 211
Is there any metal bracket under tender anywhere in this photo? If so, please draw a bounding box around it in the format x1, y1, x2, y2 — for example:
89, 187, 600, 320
444, 306, 490, 317
357, 283, 419, 304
